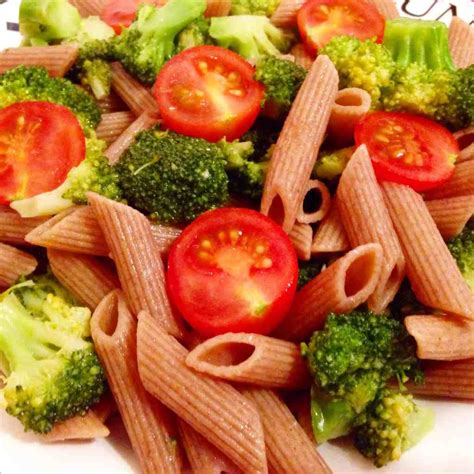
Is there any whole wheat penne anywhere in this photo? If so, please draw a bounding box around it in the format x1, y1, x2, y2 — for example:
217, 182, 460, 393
425, 161, 474, 200
261, 55, 338, 232
91, 291, 181, 474
186, 333, 310, 389
286, 393, 314, 443
178, 420, 241, 474
110, 62, 159, 117
92, 392, 117, 423
69, 0, 105, 16
48, 249, 119, 310
274, 243, 383, 341
405, 315, 474, 361
426, 196, 474, 240
289, 223, 313, 260
327, 88, 371, 147
448, 17, 474, 69
0, 207, 47, 245
369, 0, 399, 19
105, 112, 159, 165
337, 145, 405, 312
97, 92, 128, 113
311, 202, 350, 254
88, 193, 183, 337
454, 126, 474, 163
0, 45, 79, 77
205, 0, 231, 17
136, 311, 268, 473
241, 388, 332, 474
296, 180, 331, 225
96, 111, 136, 144
271, 0, 306, 28
0, 243, 37, 288
382, 183, 474, 319
290, 44, 313, 70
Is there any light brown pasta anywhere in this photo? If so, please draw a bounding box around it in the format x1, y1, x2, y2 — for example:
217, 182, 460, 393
286, 393, 315, 443
0, 45, 79, 77
92, 392, 117, 422
96, 111, 136, 144
69, 0, 105, 16
424, 161, 474, 200
48, 249, 119, 310
0, 207, 47, 245
369, 0, 399, 19
405, 315, 474, 361
454, 126, 474, 163
289, 223, 313, 261
97, 92, 128, 114
297, 180, 331, 225
186, 332, 310, 389
274, 243, 383, 341
0, 243, 37, 288
327, 88, 371, 147
448, 17, 474, 69
92, 291, 181, 473
88, 193, 183, 337
290, 44, 313, 70
105, 112, 159, 165
261, 55, 338, 232
426, 196, 474, 240
382, 182, 474, 319
311, 202, 350, 254
110, 62, 159, 117
241, 388, 332, 474
205, 0, 232, 17
337, 145, 405, 312
136, 311, 268, 473
271, 0, 306, 28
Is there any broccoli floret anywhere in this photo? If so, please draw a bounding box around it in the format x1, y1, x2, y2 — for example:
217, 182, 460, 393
298, 260, 323, 289
209, 15, 293, 62
113, 0, 206, 84
115, 129, 229, 223
78, 59, 112, 100
313, 147, 354, 181
0, 66, 101, 131
457, 65, 474, 127
354, 390, 435, 467
241, 117, 281, 159
71, 16, 115, 45
230, 0, 281, 16
175, 16, 211, 53
0, 276, 105, 433
255, 55, 307, 117
447, 223, 474, 291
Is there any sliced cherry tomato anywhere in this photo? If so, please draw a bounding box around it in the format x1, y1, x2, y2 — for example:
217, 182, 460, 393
355, 112, 458, 192
167, 208, 298, 336
153, 46, 265, 142
297, 0, 385, 54
0, 101, 86, 205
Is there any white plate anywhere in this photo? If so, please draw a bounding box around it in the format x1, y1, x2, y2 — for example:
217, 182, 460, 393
1, 0, 473, 472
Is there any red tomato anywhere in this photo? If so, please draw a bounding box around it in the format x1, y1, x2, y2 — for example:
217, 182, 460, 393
0, 101, 86, 205
297, 0, 385, 54
355, 112, 458, 192
153, 46, 265, 142
167, 208, 298, 336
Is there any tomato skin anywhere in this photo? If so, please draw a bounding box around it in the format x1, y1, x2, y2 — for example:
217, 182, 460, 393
355, 112, 458, 192
0, 101, 86, 205
153, 46, 265, 142
167, 208, 298, 337
297, 0, 385, 54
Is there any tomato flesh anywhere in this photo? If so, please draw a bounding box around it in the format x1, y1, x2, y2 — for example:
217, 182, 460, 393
0, 101, 86, 205
297, 0, 385, 53
153, 46, 265, 142
167, 208, 298, 336
355, 112, 458, 192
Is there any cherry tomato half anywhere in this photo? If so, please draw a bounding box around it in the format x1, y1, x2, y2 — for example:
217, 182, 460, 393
153, 46, 265, 142
297, 0, 385, 54
167, 208, 298, 336
0, 101, 86, 205
355, 112, 458, 192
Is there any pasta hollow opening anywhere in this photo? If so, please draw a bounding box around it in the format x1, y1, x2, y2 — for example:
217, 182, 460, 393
344, 252, 377, 297
267, 194, 286, 227
303, 187, 323, 214
98, 296, 119, 337
198, 342, 256, 367
335, 94, 362, 107
457, 131, 474, 149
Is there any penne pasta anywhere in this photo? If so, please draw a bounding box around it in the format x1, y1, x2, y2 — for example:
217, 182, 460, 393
424, 161, 474, 200
271, 0, 306, 28
369, 0, 399, 19
382, 182, 474, 319
0, 243, 37, 288
69, 0, 105, 16
311, 202, 350, 254
186, 332, 310, 389
327, 88, 372, 147
48, 249, 119, 310
97, 92, 128, 114
261, 55, 338, 232
289, 223, 313, 261
290, 43, 313, 70
136, 310, 268, 473
286, 392, 315, 443
241, 388, 332, 474
92, 392, 117, 423
0, 207, 47, 245
91, 291, 181, 474
88, 193, 183, 337
274, 243, 383, 341
453, 126, 474, 163
405, 315, 474, 361
337, 145, 405, 312
296, 180, 331, 225
425, 196, 474, 240
0, 45, 79, 77
448, 17, 474, 69
205, 0, 232, 17
96, 111, 136, 144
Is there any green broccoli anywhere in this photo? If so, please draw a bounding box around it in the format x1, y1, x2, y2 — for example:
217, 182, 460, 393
0, 276, 106, 433
297, 260, 323, 289
209, 15, 293, 62
313, 147, 354, 181
230, 0, 281, 16
113, 0, 206, 84
241, 117, 281, 160
447, 222, 474, 291
78, 59, 112, 100
175, 16, 211, 53
255, 55, 307, 117
354, 389, 435, 467
70, 16, 116, 45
